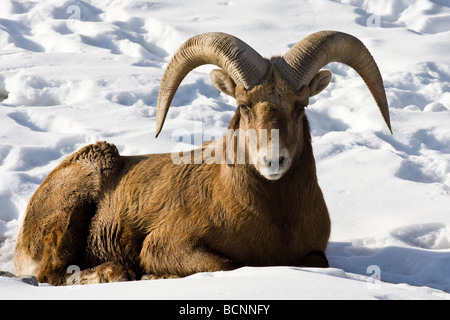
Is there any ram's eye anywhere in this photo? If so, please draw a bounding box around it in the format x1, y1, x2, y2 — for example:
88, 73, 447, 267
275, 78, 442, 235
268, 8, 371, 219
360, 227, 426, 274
239, 105, 250, 113
239, 104, 252, 122
295, 102, 307, 111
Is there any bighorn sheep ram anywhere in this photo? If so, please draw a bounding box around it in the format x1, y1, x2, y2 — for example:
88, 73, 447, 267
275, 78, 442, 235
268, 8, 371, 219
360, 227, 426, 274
14, 31, 391, 285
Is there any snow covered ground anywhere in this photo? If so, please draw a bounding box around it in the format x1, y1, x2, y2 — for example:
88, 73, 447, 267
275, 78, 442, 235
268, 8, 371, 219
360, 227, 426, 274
0, 0, 449, 300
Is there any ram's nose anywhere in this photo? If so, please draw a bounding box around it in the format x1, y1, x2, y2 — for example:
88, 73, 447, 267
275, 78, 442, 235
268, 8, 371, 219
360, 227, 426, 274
257, 147, 291, 180
261, 154, 287, 168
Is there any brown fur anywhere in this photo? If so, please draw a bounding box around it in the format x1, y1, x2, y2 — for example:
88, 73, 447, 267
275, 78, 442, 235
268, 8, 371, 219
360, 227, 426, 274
14, 62, 331, 285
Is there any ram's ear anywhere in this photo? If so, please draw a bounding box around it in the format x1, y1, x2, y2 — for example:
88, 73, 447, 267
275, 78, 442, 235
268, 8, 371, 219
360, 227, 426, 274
210, 69, 236, 97
308, 70, 332, 97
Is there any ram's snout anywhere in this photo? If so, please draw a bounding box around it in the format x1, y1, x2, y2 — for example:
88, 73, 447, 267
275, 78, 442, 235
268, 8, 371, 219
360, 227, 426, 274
256, 145, 291, 180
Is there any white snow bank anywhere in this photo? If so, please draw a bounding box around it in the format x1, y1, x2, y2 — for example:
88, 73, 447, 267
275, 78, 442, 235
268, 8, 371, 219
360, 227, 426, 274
1, 266, 448, 300
334, 0, 450, 34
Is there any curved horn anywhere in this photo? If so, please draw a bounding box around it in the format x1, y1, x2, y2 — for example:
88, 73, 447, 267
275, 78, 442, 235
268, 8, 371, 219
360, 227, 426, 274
275, 31, 392, 133
155, 32, 270, 137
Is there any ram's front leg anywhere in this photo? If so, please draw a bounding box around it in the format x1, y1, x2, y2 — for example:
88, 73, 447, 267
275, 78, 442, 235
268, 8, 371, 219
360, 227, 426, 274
139, 232, 238, 279
299, 251, 329, 268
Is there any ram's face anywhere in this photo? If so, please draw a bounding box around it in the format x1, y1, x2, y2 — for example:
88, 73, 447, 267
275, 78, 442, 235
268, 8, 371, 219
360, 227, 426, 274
217, 67, 332, 180
230, 70, 306, 180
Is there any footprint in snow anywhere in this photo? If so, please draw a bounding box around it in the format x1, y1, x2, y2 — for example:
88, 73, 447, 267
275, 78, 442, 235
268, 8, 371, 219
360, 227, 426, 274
7, 111, 46, 132
391, 223, 450, 250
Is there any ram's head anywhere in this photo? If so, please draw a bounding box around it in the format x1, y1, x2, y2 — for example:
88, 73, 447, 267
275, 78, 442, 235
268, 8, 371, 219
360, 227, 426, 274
156, 31, 391, 180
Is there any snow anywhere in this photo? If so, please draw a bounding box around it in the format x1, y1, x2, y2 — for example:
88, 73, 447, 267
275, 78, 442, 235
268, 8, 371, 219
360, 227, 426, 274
0, 0, 449, 300
1, 266, 448, 300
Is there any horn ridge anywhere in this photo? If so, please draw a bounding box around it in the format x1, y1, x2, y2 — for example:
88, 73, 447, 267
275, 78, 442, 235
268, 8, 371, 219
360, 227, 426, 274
276, 31, 392, 133
155, 32, 270, 137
